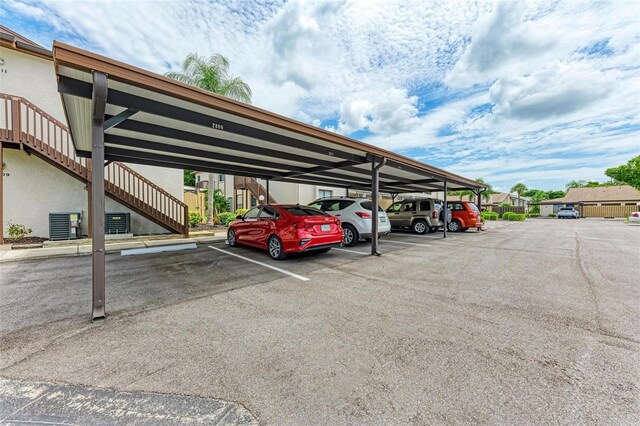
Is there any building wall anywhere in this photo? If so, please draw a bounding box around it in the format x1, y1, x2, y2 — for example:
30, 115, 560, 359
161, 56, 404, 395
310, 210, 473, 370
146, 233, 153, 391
1, 46, 182, 238
4, 149, 170, 237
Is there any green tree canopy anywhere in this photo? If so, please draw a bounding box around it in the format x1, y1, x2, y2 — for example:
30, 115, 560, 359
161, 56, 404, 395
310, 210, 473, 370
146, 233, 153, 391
510, 182, 528, 197
184, 170, 195, 186
605, 155, 640, 190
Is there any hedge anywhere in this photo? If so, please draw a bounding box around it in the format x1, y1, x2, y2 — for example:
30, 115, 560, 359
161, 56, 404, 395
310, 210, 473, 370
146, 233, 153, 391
188, 211, 202, 228
481, 211, 499, 221
235, 208, 249, 216
217, 212, 238, 227
503, 212, 526, 221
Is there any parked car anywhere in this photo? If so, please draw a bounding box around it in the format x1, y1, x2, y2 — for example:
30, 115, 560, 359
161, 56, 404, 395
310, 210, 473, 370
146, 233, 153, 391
386, 198, 443, 234
227, 205, 343, 260
446, 201, 482, 232
308, 197, 391, 246
557, 207, 580, 219
628, 211, 640, 222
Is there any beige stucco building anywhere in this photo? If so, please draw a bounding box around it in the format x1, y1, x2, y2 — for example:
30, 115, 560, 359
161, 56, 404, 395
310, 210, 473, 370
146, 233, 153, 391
1, 27, 183, 238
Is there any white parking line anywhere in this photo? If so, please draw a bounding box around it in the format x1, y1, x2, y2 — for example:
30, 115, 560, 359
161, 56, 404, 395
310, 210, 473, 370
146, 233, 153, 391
332, 247, 369, 255
381, 240, 432, 247
208, 246, 310, 281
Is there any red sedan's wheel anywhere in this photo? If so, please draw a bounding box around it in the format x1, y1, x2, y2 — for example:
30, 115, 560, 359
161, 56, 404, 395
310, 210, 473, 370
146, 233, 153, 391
268, 235, 287, 260
227, 228, 237, 247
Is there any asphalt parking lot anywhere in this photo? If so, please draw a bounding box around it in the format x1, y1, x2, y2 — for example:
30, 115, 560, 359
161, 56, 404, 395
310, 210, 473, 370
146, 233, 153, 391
1, 219, 639, 424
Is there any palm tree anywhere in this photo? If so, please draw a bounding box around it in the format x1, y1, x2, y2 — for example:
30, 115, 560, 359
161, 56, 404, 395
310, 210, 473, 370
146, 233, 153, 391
166, 53, 252, 224
476, 178, 493, 203
510, 182, 527, 198
566, 180, 585, 189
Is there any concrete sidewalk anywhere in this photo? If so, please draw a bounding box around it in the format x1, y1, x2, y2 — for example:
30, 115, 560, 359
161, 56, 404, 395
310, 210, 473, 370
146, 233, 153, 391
0, 234, 226, 263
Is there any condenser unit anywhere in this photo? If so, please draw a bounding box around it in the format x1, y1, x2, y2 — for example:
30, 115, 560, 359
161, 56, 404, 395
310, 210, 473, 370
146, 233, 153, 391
105, 213, 131, 234
49, 212, 82, 241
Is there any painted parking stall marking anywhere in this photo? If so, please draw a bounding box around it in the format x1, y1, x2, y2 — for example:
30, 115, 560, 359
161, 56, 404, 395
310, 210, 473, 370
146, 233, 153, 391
332, 247, 369, 255
208, 246, 310, 281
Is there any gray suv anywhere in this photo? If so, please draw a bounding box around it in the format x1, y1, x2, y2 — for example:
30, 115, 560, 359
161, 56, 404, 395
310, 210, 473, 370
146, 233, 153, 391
386, 198, 443, 234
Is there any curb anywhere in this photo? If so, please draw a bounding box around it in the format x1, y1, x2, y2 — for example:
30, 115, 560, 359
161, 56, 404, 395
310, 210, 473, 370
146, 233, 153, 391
0, 235, 225, 263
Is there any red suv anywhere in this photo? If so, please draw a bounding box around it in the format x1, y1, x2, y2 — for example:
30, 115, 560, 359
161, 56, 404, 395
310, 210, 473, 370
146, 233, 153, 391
228, 205, 343, 260
446, 201, 483, 232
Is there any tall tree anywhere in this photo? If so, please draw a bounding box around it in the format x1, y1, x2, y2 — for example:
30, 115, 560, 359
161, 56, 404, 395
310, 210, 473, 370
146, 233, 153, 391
605, 155, 640, 190
476, 178, 493, 203
566, 180, 586, 189
166, 53, 252, 223
510, 182, 527, 198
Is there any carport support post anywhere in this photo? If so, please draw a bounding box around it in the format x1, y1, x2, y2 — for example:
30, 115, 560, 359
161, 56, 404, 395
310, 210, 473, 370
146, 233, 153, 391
91, 71, 108, 321
371, 156, 386, 256
443, 178, 448, 239
266, 179, 270, 203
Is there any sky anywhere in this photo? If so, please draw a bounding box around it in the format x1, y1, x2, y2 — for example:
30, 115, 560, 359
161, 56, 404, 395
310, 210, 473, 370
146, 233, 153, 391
2, 0, 639, 192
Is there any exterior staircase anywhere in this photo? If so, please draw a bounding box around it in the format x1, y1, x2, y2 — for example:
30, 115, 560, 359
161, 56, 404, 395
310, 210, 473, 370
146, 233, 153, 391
0, 94, 189, 235
234, 176, 277, 204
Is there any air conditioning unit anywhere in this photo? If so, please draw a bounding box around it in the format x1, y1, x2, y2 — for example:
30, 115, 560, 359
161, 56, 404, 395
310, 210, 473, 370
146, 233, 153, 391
105, 213, 131, 234
49, 212, 82, 241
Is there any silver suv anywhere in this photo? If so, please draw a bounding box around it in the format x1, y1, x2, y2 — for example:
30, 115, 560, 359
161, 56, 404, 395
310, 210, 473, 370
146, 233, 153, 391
386, 197, 443, 234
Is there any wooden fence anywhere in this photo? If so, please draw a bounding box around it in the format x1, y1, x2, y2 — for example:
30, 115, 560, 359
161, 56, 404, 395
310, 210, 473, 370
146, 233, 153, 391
184, 191, 206, 222
579, 205, 637, 218
485, 206, 525, 216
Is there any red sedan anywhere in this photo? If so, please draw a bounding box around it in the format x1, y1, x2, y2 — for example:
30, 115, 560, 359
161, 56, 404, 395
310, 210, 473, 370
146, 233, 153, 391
227, 205, 343, 260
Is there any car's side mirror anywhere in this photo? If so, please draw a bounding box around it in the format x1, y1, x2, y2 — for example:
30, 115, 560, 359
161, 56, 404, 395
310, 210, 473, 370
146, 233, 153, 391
236, 215, 244, 220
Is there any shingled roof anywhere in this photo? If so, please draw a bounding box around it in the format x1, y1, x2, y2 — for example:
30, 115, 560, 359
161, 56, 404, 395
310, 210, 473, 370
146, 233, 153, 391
538, 185, 640, 204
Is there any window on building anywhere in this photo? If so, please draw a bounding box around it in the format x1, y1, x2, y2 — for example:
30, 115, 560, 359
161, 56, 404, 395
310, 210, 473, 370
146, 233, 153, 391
250, 195, 257, 208
318, 189, 333, 199
219, 174, 225, 182
196, 175, 201, 183
236, 194, 243, 210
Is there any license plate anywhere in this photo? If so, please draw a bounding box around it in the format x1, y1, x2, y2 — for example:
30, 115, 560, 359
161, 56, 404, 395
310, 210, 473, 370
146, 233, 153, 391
321, 224, 331, 231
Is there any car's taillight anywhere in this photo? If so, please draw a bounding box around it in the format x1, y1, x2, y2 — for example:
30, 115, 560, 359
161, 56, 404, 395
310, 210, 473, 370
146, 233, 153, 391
293, 222, 312, 229
355, 211, 372, 219
633, 212, 640, 217
432, 211, 437, 219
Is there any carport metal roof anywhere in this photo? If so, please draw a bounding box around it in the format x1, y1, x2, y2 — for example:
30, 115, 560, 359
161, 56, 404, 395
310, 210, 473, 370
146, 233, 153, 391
52, 41, 486, 320
53, 42, 485, 194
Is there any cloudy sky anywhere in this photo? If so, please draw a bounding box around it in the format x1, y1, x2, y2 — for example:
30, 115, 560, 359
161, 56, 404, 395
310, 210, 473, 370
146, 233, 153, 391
3, 0, 639, 191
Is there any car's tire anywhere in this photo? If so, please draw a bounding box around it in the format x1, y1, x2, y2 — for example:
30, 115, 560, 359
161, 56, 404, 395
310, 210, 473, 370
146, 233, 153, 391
448, 220, 462, 232
268, 235, 287, 260
412, 220, 428, 234
342, 224, 358, 247
227, 228, 237, 247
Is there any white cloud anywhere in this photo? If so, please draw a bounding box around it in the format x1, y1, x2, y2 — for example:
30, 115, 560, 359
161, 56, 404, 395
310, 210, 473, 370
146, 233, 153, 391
489, 61, 617, 120
333, 88, 420, 135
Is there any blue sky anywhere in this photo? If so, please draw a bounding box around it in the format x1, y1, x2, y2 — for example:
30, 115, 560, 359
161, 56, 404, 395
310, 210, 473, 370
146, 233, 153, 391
3, 0, 639, 192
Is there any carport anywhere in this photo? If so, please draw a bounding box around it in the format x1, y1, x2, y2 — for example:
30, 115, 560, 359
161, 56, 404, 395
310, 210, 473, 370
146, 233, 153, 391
52, 42, 486, 320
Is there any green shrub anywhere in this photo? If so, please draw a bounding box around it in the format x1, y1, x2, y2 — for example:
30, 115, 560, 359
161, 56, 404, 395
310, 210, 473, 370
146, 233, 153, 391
527, 212, 540, 218
7, 221, 32, 239
503, 212, 526, 221
217, 212, 238, 227
481, 211, 499, 221
548, 213, 556, 217
234, 208, 249, 216
188, 211, 202, 228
